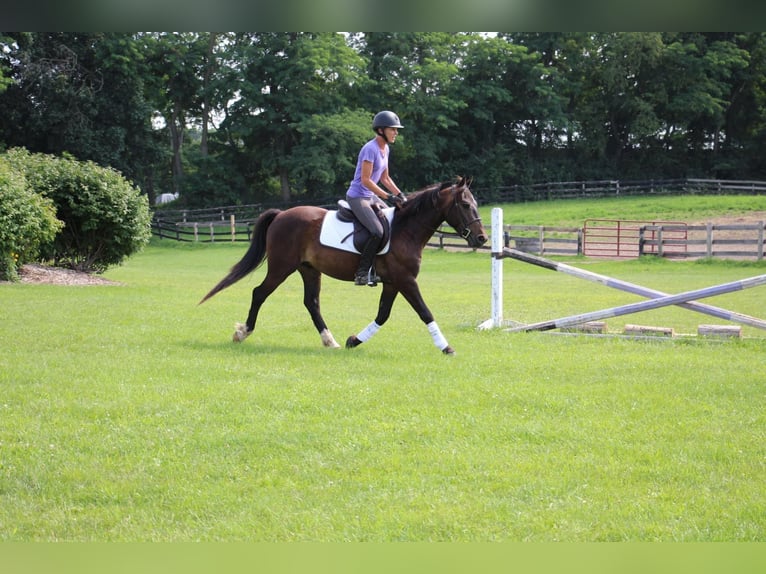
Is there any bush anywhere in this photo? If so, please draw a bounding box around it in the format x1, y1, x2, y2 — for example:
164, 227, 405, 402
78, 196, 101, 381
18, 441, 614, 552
0, 156, 63, 281
5, 148, 151, 273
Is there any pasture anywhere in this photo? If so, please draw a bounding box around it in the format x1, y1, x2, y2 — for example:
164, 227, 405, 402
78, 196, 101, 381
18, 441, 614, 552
1, 196, 766, 542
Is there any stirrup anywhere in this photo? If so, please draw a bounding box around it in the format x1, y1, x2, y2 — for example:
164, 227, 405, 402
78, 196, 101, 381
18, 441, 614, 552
355, 269, 379, 286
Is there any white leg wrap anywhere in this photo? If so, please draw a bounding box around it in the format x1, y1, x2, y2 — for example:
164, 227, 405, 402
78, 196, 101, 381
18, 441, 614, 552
427, 321, 449, 350
356, 321, 381, 343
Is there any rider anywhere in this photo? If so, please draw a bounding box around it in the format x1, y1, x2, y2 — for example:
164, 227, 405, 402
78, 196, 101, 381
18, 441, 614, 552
346, 110, 407, 286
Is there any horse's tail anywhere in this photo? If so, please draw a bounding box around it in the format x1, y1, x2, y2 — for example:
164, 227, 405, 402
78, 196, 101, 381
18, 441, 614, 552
199, 209, 280, 304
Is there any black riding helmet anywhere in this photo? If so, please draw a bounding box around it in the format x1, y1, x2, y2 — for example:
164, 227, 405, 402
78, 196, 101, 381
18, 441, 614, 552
372, 110, 404, 133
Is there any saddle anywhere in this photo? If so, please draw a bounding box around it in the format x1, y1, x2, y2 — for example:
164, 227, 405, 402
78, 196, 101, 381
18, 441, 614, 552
319, 200, 394, 254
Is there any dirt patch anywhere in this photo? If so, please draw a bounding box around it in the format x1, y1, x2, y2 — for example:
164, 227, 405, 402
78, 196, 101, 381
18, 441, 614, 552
689, 211, 766, 229
12, 264, 121, 286
682, 212, 766, 259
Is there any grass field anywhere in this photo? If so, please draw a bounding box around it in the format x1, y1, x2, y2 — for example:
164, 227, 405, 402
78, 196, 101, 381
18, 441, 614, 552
1, 196, 765, 542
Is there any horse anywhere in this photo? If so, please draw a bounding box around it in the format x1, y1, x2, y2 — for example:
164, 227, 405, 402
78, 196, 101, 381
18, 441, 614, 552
199, 176, 488, 355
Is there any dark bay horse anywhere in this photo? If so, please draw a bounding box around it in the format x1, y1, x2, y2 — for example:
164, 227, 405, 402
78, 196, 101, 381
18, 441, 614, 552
200, 177, 488, 355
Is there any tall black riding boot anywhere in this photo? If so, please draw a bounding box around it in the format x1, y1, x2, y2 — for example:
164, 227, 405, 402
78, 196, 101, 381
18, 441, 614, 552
355, 236, 382, 286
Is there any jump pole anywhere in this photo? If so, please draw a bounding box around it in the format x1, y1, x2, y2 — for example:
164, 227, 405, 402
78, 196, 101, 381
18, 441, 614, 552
478, 207, 766, 333
503, 247, 766, 332
506, 274, 766, 332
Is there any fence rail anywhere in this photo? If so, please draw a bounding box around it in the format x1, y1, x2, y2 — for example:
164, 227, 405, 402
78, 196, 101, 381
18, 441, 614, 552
151, 216, 766, 261
503, 225, 582, 256
152, 216, 256, 243
639, 223, 766, 260
484, 177, 766, 203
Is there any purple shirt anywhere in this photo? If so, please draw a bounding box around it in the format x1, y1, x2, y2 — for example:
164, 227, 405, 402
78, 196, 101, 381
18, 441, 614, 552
346, 138, 388, 198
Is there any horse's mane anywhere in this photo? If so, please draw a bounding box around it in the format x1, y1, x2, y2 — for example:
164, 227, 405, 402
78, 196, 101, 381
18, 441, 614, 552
398, 180, 453, 217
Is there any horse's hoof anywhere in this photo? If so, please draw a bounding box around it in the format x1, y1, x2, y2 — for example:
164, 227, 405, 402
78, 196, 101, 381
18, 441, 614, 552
232, 323, 251, 343
442, 346, 455, 356
345, 335, 362, 349
320, 329, 341, 348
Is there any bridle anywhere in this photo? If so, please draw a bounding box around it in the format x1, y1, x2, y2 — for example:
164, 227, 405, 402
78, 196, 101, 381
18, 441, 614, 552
445, 185, 482, 241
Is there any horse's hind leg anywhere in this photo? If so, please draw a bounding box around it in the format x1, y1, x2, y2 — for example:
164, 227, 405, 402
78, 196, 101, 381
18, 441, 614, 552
299, 265, 340, 348
233, 267, 293, 343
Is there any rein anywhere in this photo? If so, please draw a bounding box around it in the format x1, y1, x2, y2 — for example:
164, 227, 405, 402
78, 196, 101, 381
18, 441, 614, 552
401, 181, 480, 241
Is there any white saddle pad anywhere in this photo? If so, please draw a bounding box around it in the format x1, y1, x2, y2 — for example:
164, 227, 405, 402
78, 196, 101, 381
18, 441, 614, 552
319, 205, 395, 254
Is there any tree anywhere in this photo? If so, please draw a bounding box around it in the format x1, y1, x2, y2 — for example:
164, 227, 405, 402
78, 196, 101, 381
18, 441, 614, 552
725, 33, 766, 176
223, 32, 368, 201
457, 33, 566, 186
0, 33, 161, 190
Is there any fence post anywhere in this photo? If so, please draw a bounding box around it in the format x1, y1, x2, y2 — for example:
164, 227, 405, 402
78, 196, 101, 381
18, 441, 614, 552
230, 214, 236, 242
759, 221, 764, 261
193, 222, 199, 242
706, 222, 713, 258
657, 227, 664, 257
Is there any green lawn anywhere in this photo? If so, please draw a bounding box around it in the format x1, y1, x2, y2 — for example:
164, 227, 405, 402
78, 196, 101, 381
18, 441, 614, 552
2, 197, 766, 541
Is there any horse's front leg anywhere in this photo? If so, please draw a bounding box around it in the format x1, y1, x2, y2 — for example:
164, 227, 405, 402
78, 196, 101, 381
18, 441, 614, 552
346, 284, 398, 349
346, 280, 454, 355
397, 279, 455, 355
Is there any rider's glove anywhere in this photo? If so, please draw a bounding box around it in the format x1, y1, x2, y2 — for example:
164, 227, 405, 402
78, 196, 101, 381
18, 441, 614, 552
390, 193, 407, 208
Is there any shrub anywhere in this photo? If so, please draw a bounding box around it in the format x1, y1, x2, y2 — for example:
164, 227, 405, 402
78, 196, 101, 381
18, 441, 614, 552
0, 156, 63, 281
5, 148, 151, 273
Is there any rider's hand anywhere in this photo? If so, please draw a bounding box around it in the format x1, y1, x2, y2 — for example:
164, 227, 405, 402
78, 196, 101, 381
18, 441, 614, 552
390, 193, 407, 208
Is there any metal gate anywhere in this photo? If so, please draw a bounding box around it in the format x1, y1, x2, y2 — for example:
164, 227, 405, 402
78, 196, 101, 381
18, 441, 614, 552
583, 219, 687, 258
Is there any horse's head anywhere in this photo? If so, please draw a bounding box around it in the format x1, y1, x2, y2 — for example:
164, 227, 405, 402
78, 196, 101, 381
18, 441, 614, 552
442, 177, 488, 248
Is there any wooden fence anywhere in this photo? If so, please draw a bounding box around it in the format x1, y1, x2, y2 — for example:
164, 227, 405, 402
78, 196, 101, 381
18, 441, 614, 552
503, 225, 582, 256
639, 222, 766, 260
151, 216, 256, 243
501, 221, 765, 261
485, 177, 766, 203
151, 216, 766, 261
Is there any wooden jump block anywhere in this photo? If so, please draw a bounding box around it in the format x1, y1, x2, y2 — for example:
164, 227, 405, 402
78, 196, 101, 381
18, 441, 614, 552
624, 324, 675, 337
561, 321, 607, 333
698, 324, 742, 338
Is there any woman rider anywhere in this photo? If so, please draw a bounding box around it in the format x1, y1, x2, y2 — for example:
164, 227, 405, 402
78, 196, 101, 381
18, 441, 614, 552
346, 110, 407, 286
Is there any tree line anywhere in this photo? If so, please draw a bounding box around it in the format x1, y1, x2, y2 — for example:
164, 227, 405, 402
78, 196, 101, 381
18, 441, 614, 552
2, 32, 765, 208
